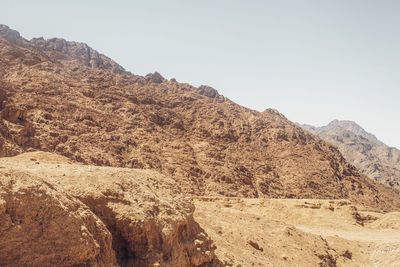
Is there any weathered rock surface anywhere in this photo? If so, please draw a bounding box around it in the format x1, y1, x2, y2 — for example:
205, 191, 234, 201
0, 24, 125, 74
0, 25, 399, 212
0, 167, 117, 266
0, 152, 219, 266
302, 120, 400, 189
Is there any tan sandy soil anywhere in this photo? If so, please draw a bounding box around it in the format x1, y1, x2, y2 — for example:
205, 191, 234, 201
194, 198, 400, 267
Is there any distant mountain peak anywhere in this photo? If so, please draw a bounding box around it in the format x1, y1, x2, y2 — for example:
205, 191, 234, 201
301, 120, 400, 188
324, 120, 382, 145
327, 119, 361, 129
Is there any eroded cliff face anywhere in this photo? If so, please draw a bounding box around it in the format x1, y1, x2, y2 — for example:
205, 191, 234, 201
0, 152, 219, 267
0, 168, 117, 266
0, 24, 399, 212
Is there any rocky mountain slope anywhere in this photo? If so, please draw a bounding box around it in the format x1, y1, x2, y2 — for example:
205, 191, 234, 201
0, 24, 399, 211
0, 152, 219, 266
302, 120, 400, 189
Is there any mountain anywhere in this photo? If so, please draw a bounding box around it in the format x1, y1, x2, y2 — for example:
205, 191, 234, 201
0, 24, 399, 211
301, 120, 400, 189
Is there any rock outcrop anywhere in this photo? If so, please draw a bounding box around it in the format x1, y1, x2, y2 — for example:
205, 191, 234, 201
197, 85, 225, 102
0, 24, 125, 74
0, 152, 219, 266
0, 168, 117, 266
301, 120, 400, 189
145, 72, 165, 84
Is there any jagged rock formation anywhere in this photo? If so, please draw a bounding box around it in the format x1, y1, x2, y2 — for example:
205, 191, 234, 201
0, 152, 219, 266
301, 120, 400, 189
0, 24, 125, 74
0, 24, 399, 212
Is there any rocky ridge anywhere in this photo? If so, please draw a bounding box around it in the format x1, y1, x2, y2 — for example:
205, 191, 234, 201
301, 120, 400, 189
0, 24, 125, 74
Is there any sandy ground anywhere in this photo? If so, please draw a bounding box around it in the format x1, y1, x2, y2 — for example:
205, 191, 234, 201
194, 198, 400, 267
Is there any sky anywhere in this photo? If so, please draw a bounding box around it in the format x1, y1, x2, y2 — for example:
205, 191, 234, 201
2, 0, 400, 148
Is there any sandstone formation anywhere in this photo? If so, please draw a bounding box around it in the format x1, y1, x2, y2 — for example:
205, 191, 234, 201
302, 120, 400, 189
0, 152, 219, 266
0, 24, 399, 212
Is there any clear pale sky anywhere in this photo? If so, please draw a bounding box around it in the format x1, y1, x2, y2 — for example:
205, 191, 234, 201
2, 0, 400, 148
